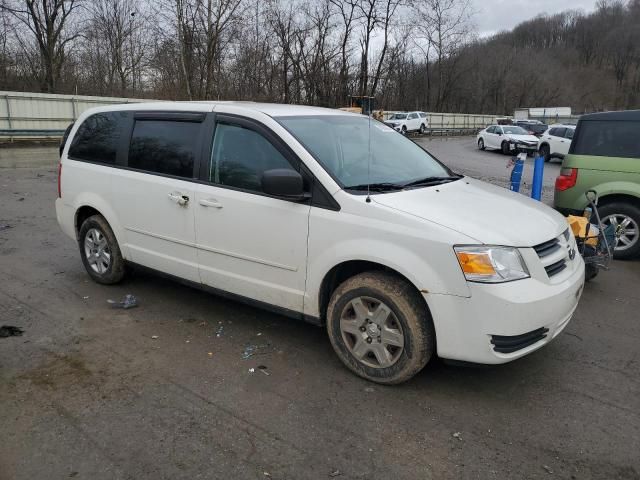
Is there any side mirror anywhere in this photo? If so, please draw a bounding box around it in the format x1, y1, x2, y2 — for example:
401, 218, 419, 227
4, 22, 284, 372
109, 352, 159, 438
497, 131, 502, 136
262, 169, 308, 201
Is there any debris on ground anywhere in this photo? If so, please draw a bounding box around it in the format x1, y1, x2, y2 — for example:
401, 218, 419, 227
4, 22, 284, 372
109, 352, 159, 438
0, 224, 13, 231
17, 197, 24, 201
329, 470, 342, 477
453, 432, 462, 441
257, 365, 270, 376
263, 473, 271, 478
543, 465, 553, 474
151, 335, 159, 340
0, 325, 24, 338
216, 325, 224, 337
248, 368, 255, 373
208, 352, 213, 357
107, 294, 138, 309
364, 387, 374, 393
82, 296, 89, 300
242, 343, 274, 359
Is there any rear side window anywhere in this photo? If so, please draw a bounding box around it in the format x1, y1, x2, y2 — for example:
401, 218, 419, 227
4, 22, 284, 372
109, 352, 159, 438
128, 120, 199, 178
572, 121, 640, 159
486, 126, 495, 133
68, 112, 121, 164
565, 129, 574, 139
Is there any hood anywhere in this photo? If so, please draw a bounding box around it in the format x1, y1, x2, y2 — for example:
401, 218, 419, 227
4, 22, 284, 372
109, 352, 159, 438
505, 134, 538, 143
372, 178, 567, 246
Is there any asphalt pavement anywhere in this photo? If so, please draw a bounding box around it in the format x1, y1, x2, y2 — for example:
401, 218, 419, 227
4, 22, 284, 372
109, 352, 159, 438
0, 141, 638, 480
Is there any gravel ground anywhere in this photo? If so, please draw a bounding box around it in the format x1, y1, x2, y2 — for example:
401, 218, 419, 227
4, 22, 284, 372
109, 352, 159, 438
0, 142, 638, 480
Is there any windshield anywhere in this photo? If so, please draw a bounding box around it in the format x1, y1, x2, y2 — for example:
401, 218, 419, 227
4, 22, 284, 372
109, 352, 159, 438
389, 113, 407, 120
503, 126, 529, 135
276, 115, 453, 189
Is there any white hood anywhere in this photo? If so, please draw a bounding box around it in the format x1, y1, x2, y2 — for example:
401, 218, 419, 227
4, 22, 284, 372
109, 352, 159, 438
505, 134, 538, 143
373, 178, 567, 246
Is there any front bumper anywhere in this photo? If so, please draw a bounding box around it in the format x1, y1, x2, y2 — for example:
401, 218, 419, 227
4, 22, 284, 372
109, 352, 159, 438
509, 142, 538, 154
425, 255, 585, 364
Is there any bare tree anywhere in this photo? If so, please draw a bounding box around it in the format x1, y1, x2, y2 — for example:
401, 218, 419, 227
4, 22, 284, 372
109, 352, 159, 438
0, 0, 82, 92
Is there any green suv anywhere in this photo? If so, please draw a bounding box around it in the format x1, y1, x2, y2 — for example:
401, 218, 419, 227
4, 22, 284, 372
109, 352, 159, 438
554, 110, 640, 259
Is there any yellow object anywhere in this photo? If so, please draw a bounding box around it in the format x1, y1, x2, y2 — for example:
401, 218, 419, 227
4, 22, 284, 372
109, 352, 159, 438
566, 215, 598, 246
455, 251, 496, 275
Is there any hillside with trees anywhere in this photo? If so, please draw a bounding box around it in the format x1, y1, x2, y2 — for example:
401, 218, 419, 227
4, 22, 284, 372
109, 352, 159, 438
1, 0, 639, 115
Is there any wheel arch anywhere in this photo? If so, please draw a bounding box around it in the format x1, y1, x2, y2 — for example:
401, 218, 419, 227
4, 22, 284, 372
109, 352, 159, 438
317, 260, 430, 325
72, 196, 128, 258
596, 192, 640, 209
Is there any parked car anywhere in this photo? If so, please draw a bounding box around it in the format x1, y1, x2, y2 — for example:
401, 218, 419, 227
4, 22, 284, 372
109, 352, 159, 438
385, 111, 428, 134
538, 124, 576, 162
554, 110, 640, 259
477, 125, 539, 155
57, 102, 585, 384
515, 120, 548, 137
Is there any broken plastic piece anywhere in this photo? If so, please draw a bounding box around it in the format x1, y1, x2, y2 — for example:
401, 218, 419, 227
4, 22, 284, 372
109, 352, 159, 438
257, 365, 270, 376
151, 335, 159, 340
0, 224, 13, 231
107, 294, 138, 309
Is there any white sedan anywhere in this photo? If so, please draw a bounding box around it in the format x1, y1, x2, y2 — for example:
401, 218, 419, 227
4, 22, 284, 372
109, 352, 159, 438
477, 125, 540, 155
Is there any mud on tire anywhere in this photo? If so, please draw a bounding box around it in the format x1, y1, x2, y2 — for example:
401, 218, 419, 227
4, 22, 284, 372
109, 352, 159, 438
326, 271, 435, 384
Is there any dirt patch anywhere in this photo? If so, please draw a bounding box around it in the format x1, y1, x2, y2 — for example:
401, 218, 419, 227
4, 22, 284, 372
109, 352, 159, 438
18, 353, 96, 389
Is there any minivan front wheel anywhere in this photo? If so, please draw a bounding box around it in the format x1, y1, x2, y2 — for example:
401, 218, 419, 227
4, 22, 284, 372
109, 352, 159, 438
326, 271, 435, 384
78, 214, 125, 284
599, 202, 640, 259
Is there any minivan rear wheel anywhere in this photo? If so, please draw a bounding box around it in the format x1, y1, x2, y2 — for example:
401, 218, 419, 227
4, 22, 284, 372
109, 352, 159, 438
78, 214, 126, 284
598, 202, 640, 259
326, 271, 435, 384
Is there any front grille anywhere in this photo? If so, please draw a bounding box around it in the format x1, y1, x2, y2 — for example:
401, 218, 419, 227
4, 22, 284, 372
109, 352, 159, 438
545, 259, 567, 277
533, 237, 561, 258
533, 229, 571, 278
490, 327, 549, 353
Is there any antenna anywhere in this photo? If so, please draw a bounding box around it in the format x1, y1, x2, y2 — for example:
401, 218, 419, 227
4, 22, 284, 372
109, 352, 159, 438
366, 104, 372, 203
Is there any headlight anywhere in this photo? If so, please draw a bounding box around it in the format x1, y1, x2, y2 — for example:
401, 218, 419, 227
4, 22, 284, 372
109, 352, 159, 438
454, 246, 530, 283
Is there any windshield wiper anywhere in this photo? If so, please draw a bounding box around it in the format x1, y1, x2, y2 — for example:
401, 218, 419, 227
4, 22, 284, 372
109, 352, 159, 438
345, 182, 405, 192
402, 175, 462, 188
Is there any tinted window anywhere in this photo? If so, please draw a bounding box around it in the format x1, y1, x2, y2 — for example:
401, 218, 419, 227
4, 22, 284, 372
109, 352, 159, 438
572, 120, 640, 159
565, 128, 574, 139
210, 123, 295, 193
419, 112, 427, 118
550, 127, 566, 137
486, 126, 495, 133
68, 112, 121, 163
408, 113, 418, 119
128, 120, 199, 178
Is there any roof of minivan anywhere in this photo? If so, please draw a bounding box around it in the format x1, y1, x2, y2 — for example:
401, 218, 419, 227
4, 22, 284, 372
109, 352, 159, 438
117, 101, 360, 118
580, 110, 640, 121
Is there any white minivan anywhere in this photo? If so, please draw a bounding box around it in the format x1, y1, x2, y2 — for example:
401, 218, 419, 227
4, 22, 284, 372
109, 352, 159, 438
56, 102, 585, 384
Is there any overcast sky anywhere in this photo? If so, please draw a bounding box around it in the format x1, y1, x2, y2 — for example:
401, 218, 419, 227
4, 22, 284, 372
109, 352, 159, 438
472, 0, 599, 37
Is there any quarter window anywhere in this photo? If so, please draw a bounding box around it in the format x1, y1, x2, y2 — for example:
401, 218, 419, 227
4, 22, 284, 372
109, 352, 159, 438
210, 122, 295, 193
572, 120, 640, 159
128, 120, 199, 178
68, 112, 121, 164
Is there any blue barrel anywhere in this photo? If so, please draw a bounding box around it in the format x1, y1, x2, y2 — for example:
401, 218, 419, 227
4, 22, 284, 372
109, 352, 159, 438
510, 158, 524, 193
531, 155, 545, 201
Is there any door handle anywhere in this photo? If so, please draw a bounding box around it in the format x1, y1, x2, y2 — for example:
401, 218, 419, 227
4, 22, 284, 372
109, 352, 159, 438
168, 192, 189, 206
199, 198, 223, 209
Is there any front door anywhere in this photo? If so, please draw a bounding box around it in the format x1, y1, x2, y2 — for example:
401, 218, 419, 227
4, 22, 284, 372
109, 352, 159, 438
193, 115, 310, 313
112, 114, 205, 283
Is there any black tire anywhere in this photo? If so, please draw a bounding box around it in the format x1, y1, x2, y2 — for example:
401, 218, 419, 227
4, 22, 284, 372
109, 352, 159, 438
539, 144, 551, 162
401, 125, 407, 136
478, 138, 485, 150
78, 214, 126, 284
585, 264, 599, 282
597, 202, 640, 259
419, 124, 426, 134
501, 141, 510, 155
326, 271, 435, 384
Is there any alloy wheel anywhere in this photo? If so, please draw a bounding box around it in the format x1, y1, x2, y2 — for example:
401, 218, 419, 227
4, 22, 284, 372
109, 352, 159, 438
84, 228, 111, 274
603, 214, 639, 252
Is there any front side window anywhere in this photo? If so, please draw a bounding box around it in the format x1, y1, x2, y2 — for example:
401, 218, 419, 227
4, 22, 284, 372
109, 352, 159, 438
68, 112, 121, 164
565, 128, 575, 139
209, 122, 295, 193
486, 126, 495, 133
550, 127, 566, 137
277, 115, 453, 190
128, 120, 199, 178
390, 113, 407, 120
572, 120, 640, 159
